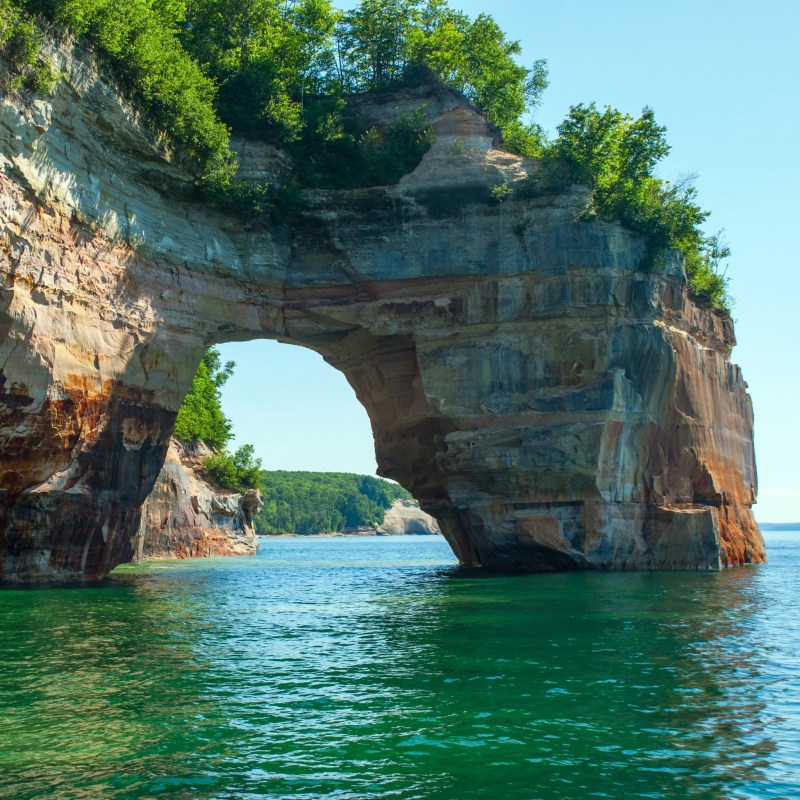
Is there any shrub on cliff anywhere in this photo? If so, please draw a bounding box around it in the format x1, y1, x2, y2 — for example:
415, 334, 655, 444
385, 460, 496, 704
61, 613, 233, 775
17, 0, 543, 184
333, 1, 547, 131
0, 0, 54, 95
175, 349, 264, 492
291, 106, 435, 189
15, 0, 731, 309
24, 0, 233, 181
204, 444, 263, 492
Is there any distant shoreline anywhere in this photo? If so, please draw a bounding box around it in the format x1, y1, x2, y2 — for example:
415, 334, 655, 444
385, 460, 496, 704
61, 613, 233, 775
759, 523, 800, 531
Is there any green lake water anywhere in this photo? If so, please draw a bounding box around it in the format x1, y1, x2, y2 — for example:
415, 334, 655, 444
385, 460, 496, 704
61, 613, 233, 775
1, 532, 798, 800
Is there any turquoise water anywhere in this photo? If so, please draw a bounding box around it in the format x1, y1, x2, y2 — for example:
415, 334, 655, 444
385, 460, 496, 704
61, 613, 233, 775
1, 532, 798, 800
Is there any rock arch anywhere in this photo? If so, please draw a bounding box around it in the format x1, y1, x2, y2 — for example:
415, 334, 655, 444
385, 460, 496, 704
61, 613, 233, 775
0, 46, 765, 581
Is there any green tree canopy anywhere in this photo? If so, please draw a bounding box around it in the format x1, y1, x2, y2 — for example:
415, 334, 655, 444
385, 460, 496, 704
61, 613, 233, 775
254, 471, 410, 535
334, 0, 546, 129
204, 443, 263, 491
173, 347, 235, 449
11, 0, 732, 309
538, 102, 730, 310
0, 0, 54, 94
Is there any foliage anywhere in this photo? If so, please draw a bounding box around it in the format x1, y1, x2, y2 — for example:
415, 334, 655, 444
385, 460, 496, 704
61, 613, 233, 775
14, 0, 732, 309
0, 0, 54, 95
173, 347, 235, 449
198, 171, 273, 218
684, 230, 731, 311
358, 109, 436, 186
530, 102, 731, 311
175, 349, 265, 493
24, 0, 232, 178
489, 181, 512, 203
18, 0, 544, 177
203, 443, 263, 491
291, 105, 435, 189
334, 1, 547, 131
254, 471, 410, 534
500, 120, 546, 159
181, 0, 340, 141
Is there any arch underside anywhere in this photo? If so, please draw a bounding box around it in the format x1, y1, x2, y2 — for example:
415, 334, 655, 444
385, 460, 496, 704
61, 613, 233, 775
0, 49, 765, 581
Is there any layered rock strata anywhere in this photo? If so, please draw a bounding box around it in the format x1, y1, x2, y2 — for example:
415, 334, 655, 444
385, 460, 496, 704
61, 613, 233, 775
0, 43, 764, 581
133, 438, 261, 560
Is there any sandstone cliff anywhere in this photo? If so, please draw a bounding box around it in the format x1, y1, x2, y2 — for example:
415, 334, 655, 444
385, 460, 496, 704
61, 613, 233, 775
133, 438, 261, 560
378, 500, 440, 536
334, 499, 439, 536
0, 42, 764, 581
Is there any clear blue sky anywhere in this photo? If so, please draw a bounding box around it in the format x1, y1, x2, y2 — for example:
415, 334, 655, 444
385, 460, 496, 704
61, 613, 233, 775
220, 0, 800, 522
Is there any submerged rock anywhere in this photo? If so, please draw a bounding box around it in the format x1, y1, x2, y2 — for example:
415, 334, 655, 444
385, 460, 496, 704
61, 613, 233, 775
133, 439, 261, 560
0, 42, 764, 581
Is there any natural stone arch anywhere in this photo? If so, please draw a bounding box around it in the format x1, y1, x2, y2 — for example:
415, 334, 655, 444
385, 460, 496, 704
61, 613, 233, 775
0, 44, 764, 582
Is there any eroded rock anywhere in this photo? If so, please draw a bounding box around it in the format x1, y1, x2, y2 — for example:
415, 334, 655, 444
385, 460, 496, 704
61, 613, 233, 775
133, 439, 261, 560
0, 43, 764, 581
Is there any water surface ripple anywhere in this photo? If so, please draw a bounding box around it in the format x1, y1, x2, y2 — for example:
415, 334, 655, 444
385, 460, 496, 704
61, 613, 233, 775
1, 533, 798, 799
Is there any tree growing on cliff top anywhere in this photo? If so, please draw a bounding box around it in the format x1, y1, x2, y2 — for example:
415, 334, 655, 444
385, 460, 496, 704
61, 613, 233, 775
541, 102, 730, 310
0, 0, 54, 94
173, 348, 264, 492
204, 443, 263, 491
173, 347, 235, 449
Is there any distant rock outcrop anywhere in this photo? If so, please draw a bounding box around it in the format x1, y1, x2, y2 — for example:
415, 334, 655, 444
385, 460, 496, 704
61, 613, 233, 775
133, 439, 262, 560
378, 500, 440, 536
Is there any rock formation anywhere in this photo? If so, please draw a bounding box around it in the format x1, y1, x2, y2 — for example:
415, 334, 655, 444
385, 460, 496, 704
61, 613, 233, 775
0, 42, 765, 582
133, 438, 261, 560
377, 500, 440, 536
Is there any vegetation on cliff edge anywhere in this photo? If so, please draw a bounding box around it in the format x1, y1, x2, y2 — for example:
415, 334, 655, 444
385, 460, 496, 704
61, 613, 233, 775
0, 0, 54, 94
522, 103, 731, 310
173, 347, 263, 491
8, 0, 731, 309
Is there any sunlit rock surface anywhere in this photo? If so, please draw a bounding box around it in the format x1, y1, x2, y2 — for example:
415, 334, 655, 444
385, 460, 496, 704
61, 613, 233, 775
378, 500, 440, 536
0, 43, 764, 581
133, 438, 260, 561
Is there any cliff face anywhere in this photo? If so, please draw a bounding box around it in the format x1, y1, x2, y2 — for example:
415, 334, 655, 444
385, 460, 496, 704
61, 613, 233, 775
0, 43, 764, 582
133, 438, 261, 560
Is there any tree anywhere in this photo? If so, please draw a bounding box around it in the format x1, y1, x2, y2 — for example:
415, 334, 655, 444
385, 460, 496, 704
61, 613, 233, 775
173, 347, 235, 448
204, 443, 263, 490
541, 102, 730, 310
1, 3, 55, 94
335, 0, 417, 91
182, 0, 338, 139
17, 0, 731, 312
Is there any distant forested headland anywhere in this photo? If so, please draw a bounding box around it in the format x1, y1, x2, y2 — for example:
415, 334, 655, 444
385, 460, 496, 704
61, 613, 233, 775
3, 0, 730, 308
254, 472, 409, 535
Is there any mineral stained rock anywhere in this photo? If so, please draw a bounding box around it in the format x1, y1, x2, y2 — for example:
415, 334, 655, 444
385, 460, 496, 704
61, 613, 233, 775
133, 438, 261, 560
0, 43, 764, 582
